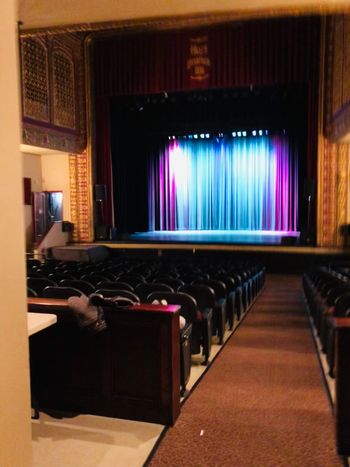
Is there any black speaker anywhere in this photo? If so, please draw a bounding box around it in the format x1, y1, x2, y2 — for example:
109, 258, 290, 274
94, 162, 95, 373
95, 224, 110, 241
94, 184, 107, 202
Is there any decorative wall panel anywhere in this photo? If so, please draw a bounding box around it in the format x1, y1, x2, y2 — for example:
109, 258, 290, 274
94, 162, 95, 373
20, 32, 86, 154
21, 38, 49, 122
53, 49, 75, 129
318, 137, 350, 247
331, 17, 343, 118
336, 144, 349, 245
343, 17, 350, 105
318, 15, 350, 247
326, 15, 350, 141
69, 153, 93, 242
318, 138, 337, 246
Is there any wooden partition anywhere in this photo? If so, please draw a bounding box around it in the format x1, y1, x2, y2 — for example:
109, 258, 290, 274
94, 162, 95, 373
28, 298, 180, 425
331, 317, 350, 455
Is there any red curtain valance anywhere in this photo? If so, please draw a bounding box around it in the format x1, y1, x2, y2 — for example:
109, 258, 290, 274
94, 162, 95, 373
93, 16, 320, 96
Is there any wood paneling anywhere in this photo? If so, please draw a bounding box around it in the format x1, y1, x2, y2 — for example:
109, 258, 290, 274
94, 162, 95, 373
28, 298, 181, 425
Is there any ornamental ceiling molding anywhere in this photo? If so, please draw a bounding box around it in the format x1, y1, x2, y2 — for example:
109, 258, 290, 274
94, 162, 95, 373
19, 5, 350, 38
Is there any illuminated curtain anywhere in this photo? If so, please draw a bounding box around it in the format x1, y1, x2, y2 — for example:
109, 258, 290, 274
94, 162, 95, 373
149, 135, 298, 231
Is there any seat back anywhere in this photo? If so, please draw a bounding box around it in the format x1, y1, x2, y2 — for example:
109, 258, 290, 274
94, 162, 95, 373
135, 282, 174, 302
181, 273, 210, 283
95, 289, 140, 302
212, 274, 236, 293
152, 277, 185, 291
334, 292, 350, 316
118, 274, 146, 288
27, 277, 58, 296
193, 279, 227, 299
27, 287, 38, 297
48, 272, 77, 281
96, 281, 134, 292
80, 273, 111, 285
147, 291, 199, 323
98, 271, 118, 281
179, 284, 216, 310
42, 286, 83, 299
59, 279, 95, 296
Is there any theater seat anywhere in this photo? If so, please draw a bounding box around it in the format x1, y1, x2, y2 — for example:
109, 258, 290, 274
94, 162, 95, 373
27, 277, 58, 296
27, 287, 38, 297
94, 289, 140, 302
178, 284, 215, 364
134, 282, 174, 302
146, 291, 194, 394
59, 279, 95, 296
95, 281, 134, 292
42, 286, 83, 299
193, 279, 227, 344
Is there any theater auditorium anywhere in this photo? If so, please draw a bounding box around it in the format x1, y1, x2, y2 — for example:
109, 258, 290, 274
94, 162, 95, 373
3, 1, 350, 466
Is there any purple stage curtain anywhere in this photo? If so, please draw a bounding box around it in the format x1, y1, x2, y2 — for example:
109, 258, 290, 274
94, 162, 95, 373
92, 17, 320, 227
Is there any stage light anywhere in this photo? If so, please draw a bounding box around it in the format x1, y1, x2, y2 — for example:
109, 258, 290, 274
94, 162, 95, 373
205, 133, 210, 139
265, 130, 269, 135
252, 130, 257, 136
237, 131, 242, 137
200, 134, 205, 139
242, 131, 247, 137
219, 133, 223, 138
172, 136, 176, 140
194, 134, 198, 139
259, 130, 263, 136
189, 135, 193, 139
168, 136, 171, 140
232, 132, 236, 137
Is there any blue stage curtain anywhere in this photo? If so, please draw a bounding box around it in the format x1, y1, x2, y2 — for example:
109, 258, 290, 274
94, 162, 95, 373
149, 135, 298, 232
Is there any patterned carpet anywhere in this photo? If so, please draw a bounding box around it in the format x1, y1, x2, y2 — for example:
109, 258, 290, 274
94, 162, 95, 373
147, 275, 343, 467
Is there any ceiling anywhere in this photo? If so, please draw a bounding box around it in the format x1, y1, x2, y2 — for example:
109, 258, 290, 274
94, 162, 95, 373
18, 0, 350, 31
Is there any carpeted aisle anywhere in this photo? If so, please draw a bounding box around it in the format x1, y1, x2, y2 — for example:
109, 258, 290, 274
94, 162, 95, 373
148, 275, 342, 467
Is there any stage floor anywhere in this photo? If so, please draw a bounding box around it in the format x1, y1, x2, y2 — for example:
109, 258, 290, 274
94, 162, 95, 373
128, 230, 300, 246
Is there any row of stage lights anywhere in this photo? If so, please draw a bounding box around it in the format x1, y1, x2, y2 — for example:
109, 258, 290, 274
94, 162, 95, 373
167, 130, 269, 141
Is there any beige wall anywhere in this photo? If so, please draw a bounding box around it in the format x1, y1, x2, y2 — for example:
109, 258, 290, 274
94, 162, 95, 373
0, 0, 32, 466
22, 151, 71, 249
17, 0, 350, 30
41, 153, 71, 222
22, 152, 43, 192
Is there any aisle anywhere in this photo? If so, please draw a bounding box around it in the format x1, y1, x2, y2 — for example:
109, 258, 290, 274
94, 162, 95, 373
148, 275, 342, 467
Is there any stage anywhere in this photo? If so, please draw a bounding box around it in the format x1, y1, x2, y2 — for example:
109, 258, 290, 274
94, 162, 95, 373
128, 230, 300, 246
63, 228, 350, 272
